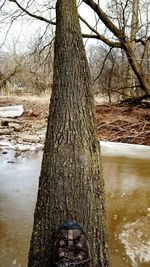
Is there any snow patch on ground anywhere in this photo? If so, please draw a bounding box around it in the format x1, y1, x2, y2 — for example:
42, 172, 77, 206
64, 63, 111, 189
0, 105, 24, 118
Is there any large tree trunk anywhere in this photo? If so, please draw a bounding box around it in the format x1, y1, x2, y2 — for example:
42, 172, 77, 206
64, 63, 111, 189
28, 0, 111, 267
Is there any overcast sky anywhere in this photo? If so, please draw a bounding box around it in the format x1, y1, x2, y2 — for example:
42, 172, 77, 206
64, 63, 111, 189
0, 1, 107, 53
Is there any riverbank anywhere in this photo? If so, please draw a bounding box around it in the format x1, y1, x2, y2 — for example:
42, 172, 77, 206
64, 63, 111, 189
0, 95, 150, 150
0, 96, 150, 267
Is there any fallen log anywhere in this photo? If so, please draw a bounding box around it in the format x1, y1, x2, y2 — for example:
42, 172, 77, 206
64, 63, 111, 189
118, 94, 150, 107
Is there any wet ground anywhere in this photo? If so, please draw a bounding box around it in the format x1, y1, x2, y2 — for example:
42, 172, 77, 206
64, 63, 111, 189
0, 142, 150, 267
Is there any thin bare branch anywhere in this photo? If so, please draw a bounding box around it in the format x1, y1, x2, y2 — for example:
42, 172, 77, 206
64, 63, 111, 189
0, 0, 7, 9
9, 0, 56, 25
135, 36, 150, 45
80, 15, 122, 48
39, 37, 55, 55
0, 20, 14, 49
83, 0, 123, 39
121, 0, 130, 32
93, 47, 113, 85
0, 65, 20, 88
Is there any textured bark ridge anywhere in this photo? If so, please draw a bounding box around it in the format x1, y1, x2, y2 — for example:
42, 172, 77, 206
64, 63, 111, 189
28, 0, 111, 266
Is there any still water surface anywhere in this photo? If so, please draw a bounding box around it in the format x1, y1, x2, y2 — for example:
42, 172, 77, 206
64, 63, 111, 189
0, 142, 150, 267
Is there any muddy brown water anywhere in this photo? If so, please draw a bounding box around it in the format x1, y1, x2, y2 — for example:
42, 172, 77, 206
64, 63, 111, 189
0, 142, 150, 267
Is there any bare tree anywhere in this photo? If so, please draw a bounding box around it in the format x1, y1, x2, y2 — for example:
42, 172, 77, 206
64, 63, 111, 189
1, 0, 150, 96
82, 0, 150, 95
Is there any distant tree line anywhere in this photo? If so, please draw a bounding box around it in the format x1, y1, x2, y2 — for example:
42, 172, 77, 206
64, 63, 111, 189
0, 38, 54, 95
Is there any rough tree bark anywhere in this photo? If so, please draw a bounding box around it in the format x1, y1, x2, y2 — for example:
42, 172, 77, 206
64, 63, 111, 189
28, 0, 111, 267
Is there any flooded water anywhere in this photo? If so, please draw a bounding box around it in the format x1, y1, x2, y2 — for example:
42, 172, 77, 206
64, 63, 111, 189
0, 142, 150, 267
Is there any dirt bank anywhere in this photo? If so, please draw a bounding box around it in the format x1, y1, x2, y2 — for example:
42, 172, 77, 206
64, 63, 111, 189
0, 95, 150, 147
